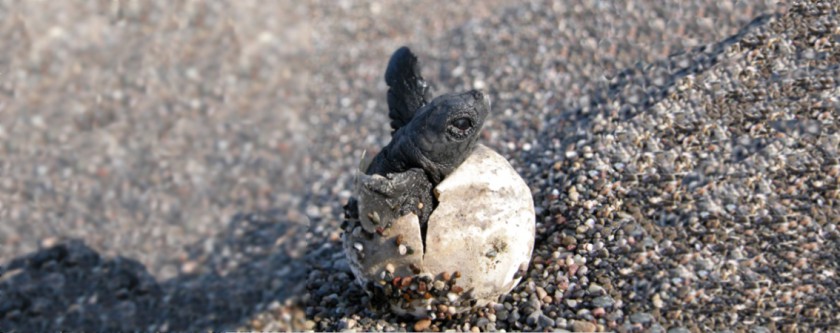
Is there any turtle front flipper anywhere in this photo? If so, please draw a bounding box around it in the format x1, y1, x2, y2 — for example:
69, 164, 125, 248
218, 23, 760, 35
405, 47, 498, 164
385, 46, 432, 133
359, 168, 434, 227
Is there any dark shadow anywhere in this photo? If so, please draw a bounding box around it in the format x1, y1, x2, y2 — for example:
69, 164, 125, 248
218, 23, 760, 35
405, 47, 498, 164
0, 209, 314, 332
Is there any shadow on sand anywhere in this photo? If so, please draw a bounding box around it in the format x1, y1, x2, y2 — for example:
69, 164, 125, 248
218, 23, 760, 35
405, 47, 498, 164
0, 210, 317, 331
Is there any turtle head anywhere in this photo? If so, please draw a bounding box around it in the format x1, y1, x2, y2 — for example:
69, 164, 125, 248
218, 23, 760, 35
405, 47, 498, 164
406, 89, 490, 183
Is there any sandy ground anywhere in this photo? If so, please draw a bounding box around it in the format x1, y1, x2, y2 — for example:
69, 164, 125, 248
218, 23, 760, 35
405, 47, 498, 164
1, 0, 838, 332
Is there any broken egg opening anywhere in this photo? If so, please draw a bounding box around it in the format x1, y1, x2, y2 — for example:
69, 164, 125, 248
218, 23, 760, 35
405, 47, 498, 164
343, 144, 536, 317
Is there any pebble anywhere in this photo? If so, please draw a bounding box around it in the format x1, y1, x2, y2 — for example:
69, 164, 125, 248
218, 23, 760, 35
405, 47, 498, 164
414, 319, 431, 331
487, 313, 497, 322
535, 286, 548, 300
652, 293, 664, 308
650, 324, 666, 333
630, 312, 654, 324
571, 320, 597, 332
537, 314, 555, 328
587, 284, 604, 295
526, 311, 541, 326
338, 318, 357, 330
567, 187, 580, 202
496, 309, 509, 321
565, 299, 579, 308
303, 320, 316, 330
591, 295, 615, 308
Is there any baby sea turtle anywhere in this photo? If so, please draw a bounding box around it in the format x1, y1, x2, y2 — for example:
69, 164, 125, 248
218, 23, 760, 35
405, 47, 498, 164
343, 47, 534, 318
349, 47, 490, 240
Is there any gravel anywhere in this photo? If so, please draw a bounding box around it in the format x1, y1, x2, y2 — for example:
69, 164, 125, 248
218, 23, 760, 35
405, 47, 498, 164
1, 0, 838, 332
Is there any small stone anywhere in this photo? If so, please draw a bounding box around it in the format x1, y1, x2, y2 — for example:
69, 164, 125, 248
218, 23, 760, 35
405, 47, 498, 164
303, 320, 316, 330
587, 284, 604, 295
568, 187, 580, 202
338, 318, 357, 330
369, 211, 381, 224
385, 263, 395, 274
537, 314, 555, 328
526, 311, 541, 325
572, 320, 596, 332
181, 260, 199, 274
577, 265, 589, 276
433, 280, 446, 290
447, 293, 459, 303
536, 286, 548, 300
410, 263, 422, 274
561, 236, 577, 247
652, 294, 664, 308
414, 318, 432, 331
480, 317, 490, 327
592, 295, 615, 308
398, 244, 407, 255
630, 312, 654, 324
565, 299, 578, 308
510, 309, 521, 323
496, 309, 509, 321
40, 237, 59, 248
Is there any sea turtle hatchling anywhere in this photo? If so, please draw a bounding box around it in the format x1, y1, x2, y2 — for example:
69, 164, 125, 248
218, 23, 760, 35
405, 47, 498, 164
343, 47, 535, 318
350, 46, 490, 238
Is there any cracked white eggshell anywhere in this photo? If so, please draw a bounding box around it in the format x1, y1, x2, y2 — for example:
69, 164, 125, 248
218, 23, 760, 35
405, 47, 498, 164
343, 144, 535, 316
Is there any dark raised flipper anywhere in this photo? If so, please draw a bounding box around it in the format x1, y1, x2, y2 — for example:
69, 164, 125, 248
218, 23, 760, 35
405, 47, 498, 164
385, 46, 432, 132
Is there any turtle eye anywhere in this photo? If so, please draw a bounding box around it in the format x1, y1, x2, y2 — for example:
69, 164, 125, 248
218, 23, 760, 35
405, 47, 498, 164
452, 117, 472, 131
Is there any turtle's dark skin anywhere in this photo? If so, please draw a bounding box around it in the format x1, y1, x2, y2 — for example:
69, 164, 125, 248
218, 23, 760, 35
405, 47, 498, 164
347, 46, 490, 238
